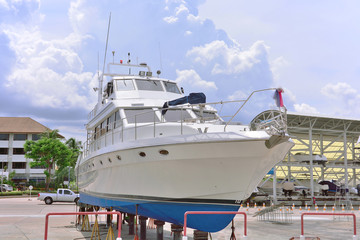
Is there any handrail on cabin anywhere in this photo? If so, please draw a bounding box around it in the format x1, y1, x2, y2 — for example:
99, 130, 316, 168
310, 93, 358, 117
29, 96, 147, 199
81, 88, 286, 158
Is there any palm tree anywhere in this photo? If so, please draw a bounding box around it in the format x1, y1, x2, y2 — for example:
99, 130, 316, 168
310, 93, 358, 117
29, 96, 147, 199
41, 129, 60, 139
65, 138, 82, 167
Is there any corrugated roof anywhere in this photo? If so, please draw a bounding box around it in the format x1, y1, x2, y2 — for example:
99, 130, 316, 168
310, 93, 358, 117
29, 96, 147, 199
251, 110, 360, 136
0, 117, 50, 133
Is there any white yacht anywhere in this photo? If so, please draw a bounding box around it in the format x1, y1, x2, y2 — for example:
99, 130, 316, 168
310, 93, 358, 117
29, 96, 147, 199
76, 61, 294, 232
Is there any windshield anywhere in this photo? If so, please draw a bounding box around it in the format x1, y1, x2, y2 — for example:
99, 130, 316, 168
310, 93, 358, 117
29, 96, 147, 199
115, 79, 135, 91
135, 80, 163, 91
163, 81, 180, 93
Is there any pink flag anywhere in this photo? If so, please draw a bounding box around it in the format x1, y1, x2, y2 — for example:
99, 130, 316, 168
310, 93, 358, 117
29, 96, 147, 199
273, 88, 284, 107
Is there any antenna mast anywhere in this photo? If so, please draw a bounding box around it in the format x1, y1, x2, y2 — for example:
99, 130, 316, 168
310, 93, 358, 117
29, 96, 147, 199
99, 12, 112, 103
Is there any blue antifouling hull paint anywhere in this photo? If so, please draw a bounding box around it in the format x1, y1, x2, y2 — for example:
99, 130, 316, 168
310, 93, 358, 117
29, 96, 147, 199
79, 192, 240, 232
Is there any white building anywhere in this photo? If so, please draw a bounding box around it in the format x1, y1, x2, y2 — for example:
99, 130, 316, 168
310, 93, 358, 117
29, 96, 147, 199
0, 117, 54, 183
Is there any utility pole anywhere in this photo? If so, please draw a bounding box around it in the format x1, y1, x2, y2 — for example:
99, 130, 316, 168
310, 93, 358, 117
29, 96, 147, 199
1, 159, 4, 193
68, 166, 71, 189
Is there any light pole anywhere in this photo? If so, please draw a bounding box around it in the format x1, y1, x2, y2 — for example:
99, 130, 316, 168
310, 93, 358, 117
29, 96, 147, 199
68, 166, 72, 189
1, 161, 3, 193
1, 158, 4, 193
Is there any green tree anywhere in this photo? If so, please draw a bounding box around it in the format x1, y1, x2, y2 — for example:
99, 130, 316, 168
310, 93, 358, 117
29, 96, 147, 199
24, 130, 71, 191
65, 138, 82, 167
54, 166, 75, 188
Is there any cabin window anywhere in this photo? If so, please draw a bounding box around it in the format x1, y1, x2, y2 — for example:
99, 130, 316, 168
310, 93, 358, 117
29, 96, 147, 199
163, 109, 192, 122
95, 125, 100, 139
114, 111, 122, 129
115, 79, 135, 91
193, 110, 218, 120
136, 80, 163, 91
100, 120, 107, 135
163, 82, 180, 94
107, 114, 115, 132
124, 109, 160, 123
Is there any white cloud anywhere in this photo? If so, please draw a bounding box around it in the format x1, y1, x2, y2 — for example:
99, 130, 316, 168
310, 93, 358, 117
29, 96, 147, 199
185, 30, 192, 36
163, 16, 178, 24
321, 82, 357, 99
163, 1, 203, 25
176, 69, 217, 90
0, 0, 281, 134
68, 0, 100, 34
320, 82, 360, 116
186, 40, 269, 75
228, 90, 247, 101
187, 13, 202, 23
0, 0, 41, 18
270, 56, 289, 82
3, 25, 97, 110
294, 103, 319, 115
175, 4, 189, 16
68, 0, 86, 33
163, 2, 188, 24
0, 0, 9, 10
282, 88, 296, 103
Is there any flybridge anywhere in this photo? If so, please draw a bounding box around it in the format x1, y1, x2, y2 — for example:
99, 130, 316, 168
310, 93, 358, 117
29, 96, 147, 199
103, 62, 155, 77
95, 54, 164, 104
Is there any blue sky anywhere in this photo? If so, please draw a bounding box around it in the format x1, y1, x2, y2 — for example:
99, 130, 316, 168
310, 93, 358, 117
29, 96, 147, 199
1, 0, 360, 142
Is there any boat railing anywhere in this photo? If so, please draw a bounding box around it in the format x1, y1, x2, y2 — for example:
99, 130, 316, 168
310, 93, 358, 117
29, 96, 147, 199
88, 108, 97, 120
81, 88, 288, 158
222, 88, 279, 131
250, 108, 288, 136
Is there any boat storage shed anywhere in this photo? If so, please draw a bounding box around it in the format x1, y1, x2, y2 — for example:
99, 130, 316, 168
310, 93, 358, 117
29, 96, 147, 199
257, 110, 360, 200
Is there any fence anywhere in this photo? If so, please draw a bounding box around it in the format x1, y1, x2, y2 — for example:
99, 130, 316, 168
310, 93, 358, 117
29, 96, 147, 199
300, 212, 357, 240
44, 211, 122, 240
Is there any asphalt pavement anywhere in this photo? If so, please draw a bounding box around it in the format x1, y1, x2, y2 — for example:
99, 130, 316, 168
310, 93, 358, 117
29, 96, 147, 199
0, 197, 359, 239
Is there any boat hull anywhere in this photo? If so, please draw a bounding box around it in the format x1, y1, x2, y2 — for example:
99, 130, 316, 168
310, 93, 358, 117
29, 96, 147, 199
77, 133, 293, 232
80, 191, 240, 232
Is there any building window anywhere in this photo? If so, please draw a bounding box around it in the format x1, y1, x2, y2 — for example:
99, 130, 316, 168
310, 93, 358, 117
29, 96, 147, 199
32, 134, 40, 141
12, 162, 26, 169
0, 162, 8, 169
30, 165, 46, 169
0, 134, 9, 141
13, 148, 25, 155
14, 134, 27, 141
0, 148, 8, 155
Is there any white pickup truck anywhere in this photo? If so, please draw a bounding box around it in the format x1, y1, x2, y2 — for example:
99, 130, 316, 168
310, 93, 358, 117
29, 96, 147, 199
37, 188, 79, 205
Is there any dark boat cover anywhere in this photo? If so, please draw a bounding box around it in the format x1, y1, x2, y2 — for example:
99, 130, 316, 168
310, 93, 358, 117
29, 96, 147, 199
162, 92, 206, 115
